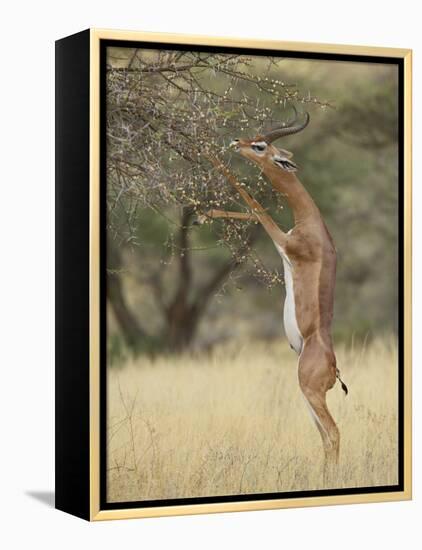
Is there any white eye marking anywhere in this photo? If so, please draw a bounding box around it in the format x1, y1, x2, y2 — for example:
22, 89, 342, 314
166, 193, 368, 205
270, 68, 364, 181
251, 141, 267, 153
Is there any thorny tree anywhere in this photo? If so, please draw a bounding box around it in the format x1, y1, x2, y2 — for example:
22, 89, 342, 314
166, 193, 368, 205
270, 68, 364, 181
106, 48, 329, 353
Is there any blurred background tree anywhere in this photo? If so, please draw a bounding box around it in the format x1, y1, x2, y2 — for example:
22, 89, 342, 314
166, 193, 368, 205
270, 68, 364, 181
106, 48, 399, 358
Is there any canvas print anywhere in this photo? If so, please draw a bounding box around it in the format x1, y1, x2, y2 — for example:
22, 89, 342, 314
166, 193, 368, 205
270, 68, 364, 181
104, 45, 400, 504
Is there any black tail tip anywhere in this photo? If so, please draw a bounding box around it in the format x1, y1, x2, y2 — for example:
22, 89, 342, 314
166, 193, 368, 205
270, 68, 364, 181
340, 381, 349, 396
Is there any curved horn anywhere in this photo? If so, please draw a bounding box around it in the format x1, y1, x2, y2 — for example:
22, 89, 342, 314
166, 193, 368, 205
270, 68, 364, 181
263, 111, 310, 143
285, 105, 299, 127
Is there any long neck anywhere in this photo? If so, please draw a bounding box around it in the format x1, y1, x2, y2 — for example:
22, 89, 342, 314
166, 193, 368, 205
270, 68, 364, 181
263, 165, 320, 225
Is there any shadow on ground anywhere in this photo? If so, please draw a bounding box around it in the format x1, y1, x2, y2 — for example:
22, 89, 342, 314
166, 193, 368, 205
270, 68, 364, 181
26, 491, 55, 508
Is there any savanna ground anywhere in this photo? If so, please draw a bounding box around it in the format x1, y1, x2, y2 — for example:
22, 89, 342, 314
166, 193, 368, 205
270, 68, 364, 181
107, 336, 398, 503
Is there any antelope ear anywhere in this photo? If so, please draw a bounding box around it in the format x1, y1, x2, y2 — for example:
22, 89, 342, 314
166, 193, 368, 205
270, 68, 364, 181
272, 154, 298, 172
278, 148, 294, 159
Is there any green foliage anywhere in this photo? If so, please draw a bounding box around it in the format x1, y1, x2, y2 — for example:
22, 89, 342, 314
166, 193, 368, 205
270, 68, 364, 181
106, 48, 399, 352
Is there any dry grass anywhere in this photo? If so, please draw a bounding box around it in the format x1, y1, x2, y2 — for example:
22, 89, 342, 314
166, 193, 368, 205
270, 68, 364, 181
107, 337, 398, 503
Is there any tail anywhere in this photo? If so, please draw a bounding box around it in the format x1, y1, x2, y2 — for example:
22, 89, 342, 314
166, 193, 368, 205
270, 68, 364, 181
336, 368, 349, 396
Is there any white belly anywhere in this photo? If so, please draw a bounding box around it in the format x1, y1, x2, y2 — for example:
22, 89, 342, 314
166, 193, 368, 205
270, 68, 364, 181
274, 243, 303, 355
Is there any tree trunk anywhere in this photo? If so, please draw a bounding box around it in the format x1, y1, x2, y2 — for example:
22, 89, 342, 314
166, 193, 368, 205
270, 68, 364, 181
165, 302, 199, 352
163, 207, 197, 352
163, 219, 259, 353
107, 215, 259, 355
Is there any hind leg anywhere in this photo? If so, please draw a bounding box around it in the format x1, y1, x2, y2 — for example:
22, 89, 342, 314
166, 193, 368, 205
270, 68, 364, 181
301, 383, 340, 484
301, 385, 339, 463
298, 343, 340, 483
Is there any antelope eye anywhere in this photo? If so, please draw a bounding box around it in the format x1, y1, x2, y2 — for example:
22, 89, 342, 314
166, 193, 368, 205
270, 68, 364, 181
251, 142, 266, 152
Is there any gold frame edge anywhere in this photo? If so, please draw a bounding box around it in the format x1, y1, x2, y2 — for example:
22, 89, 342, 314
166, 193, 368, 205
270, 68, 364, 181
403, 49, 412, 501
90, 29, 101, 520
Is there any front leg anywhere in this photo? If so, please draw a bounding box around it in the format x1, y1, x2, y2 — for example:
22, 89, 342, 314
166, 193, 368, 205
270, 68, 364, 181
203, 153, 289, 249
